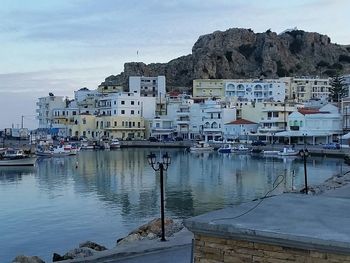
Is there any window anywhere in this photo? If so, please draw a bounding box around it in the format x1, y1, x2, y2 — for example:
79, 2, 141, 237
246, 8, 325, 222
114, 110, 116, 114
122, 121, 124, 126
138, 122, 140, 128
72, 111, 76, 115
131, 101, 135, 105
114, 101, 116, 105
138, 102, 140, 105
121, 110, 125, 114
114, 121, 117, 126
121, 101, 125, 105
132, 122, 135, 127
83, 118, 86, 124
131, 110, 134, 115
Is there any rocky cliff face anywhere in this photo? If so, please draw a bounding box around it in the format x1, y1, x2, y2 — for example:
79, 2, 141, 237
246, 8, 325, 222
102, 28, 350, 90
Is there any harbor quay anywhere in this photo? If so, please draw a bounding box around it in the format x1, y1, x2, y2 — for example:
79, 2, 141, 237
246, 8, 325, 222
185, 189, 350, 263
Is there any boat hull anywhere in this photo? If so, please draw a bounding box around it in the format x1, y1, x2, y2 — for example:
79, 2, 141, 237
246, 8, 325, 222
0, 157, 37, 166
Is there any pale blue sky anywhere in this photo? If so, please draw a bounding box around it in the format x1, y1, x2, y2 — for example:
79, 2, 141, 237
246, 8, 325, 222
0, 0, 349, 129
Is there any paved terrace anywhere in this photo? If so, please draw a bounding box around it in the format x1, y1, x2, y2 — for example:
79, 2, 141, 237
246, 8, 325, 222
185, 189, 350, 262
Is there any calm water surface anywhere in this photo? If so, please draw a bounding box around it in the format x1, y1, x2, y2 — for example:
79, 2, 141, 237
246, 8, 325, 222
0, 148, 345, 262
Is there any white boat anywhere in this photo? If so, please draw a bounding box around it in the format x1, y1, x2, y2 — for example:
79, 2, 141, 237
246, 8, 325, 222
190, 141, 214, 152
231, 144, 250, 153
36, 144, 79, 157
100, 140, 110, 150
278, 147, 299, 156
80, 139, 96, 150
0, 149, 37, 166
263, 150, 280, 155
110, 139, 121, 149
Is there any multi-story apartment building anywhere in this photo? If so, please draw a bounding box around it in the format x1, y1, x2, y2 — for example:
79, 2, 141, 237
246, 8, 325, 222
97, 92, 142, 117
129, 76, 166, 97
241, 101, 298, 135
192, 79, 225, 98
224, 80, 285, 102
281, 77, 331, 102
36, 95, 66, 129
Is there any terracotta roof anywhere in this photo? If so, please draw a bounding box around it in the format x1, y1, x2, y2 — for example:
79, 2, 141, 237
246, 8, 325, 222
226, 118, 257, 125
298, 108, 329, 115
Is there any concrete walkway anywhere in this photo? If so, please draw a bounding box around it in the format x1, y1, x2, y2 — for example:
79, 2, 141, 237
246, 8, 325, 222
60, 183, 350, 263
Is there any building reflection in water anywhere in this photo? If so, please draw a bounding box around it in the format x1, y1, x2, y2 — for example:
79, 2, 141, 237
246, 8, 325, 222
34, 149, 343, 221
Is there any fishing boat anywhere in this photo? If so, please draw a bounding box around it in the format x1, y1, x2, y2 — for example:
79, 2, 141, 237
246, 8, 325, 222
231, 144, 250, 153
278, 147, 299, 156
110, 139, 121, 149
189, 141, 214, 152
36, 144, 79, 157
0, 149, 37, 166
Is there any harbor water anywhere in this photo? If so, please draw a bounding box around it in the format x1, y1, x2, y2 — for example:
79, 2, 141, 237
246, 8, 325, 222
0, 148, 345, 262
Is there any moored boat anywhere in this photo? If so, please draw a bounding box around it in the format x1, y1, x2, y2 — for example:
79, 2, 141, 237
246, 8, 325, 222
217, 144, 234, 153
263, 150, 280, 155
0, 149, 37, 166
110, 139, 121, 149
36, 144, 79, 157
190, 141, 214, 152
278, 147, 298, 156
231, 144, 250, 153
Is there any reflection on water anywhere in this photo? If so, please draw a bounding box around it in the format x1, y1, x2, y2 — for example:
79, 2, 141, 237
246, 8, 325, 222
0, 149, 345, 262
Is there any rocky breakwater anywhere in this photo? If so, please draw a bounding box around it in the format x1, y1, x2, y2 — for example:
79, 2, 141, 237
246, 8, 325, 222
11, 218, 183, 263
117, 217, 184, 245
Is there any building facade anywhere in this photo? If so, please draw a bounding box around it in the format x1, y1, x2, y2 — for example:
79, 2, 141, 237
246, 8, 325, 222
129, 76, 166, 97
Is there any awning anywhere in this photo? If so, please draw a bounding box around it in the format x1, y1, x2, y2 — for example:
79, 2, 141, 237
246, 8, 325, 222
341, 132, 350, 139
275, 131, 333, 137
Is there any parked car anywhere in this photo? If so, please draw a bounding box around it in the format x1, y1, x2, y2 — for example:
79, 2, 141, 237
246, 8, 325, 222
323, 143, 340, 149
148, 137, 159, 142
251, 140, 266, 146
174, 137, 184, 141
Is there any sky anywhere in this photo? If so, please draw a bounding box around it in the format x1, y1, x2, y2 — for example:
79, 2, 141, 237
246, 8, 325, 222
0, 0, 349, 129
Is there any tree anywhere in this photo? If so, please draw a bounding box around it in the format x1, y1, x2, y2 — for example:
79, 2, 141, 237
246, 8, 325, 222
329, 75, 347, 102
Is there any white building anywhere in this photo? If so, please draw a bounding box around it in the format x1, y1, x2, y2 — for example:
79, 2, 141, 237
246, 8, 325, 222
224, 80, 285, 102
276, 104, 342, 145
199, 100, 236, 141
149, 118, 175, 140
129, 76, 166, 98
224, 119, 258, 141
36, 95, 66, 129
97, 92, 142, 117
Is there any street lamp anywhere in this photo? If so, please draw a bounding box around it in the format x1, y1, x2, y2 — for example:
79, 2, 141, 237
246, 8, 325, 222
299, 149, 309, 194
302, 133, 307, 148
147, 152, 171, 241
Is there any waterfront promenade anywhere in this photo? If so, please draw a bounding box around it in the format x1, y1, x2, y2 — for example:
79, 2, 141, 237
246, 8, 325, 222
56, 183, 350, 263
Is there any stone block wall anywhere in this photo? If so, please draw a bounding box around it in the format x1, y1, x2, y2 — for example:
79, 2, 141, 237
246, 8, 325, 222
194, 234, 350, 263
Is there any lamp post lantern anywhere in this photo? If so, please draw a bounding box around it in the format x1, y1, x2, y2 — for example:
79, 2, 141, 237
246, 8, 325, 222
299, 149, 309, 194
147, 152, 171, 241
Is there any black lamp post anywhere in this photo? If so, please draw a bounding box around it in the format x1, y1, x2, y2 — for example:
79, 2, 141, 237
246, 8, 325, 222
147, 152, 171, 241
302, 133, 307, 148
299, 149, 309, 194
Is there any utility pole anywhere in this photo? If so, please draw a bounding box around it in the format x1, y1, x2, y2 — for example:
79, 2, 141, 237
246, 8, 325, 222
21, 115, 24, 129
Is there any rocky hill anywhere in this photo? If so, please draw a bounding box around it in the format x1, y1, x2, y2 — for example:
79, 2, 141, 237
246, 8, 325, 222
102, 28, 350, 90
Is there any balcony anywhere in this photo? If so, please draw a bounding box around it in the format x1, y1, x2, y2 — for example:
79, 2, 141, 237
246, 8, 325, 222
176, 111, 190, 117
203, 127, 221, 132
177, 118, 190, 124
